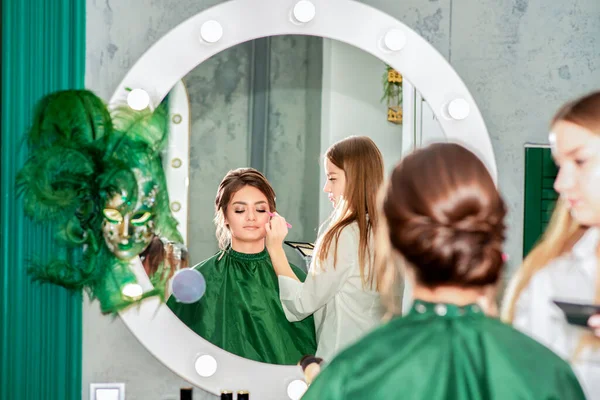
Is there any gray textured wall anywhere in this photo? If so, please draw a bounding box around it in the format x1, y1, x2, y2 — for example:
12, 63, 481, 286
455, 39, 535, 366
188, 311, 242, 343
85, 0, 600, 399
266, 35, 323, 260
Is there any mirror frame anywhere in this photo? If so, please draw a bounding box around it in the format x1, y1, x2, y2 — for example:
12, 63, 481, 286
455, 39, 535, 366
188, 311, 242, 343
163, 80, 190, 245
109, 1, 497, 398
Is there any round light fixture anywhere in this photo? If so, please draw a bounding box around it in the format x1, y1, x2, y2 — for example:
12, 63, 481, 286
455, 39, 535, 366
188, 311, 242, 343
171, 269, 206, 304
446, 98, 470, 120
170, 201, 182, 212
126, 89, 150, 110
382, 29, 406, 52
172, 113, 183, 124
121, 283, 143, 300
171, 158, 182, 168
200, 20, 223, 43
287, 380, 308, 400
292, 1, 316, 24
194, 354, 218, 377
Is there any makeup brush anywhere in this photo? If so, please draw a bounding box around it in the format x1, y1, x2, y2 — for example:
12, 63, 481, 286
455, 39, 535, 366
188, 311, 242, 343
268, 212, 292, 229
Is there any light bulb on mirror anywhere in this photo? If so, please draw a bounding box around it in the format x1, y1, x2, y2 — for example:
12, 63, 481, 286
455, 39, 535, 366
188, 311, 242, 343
172, 268, 206, 304
121, 283, 143, 300
382, 29, 406, 52
200, 20, 223, 43
445, 98, 470, 120
194, 354, 217, 377
292, 0, 316, 24
127, 88, 150, 110
287, 380, 308, 400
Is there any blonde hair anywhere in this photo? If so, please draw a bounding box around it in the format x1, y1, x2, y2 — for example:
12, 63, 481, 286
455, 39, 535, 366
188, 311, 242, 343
316, 136, 384, 289
502, 91, 600, 356
373, 195, 405, 317
501, 200, 584, 322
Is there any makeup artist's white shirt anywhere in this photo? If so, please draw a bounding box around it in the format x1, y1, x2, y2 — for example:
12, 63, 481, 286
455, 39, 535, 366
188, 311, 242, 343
278, 222, 384, 361
512, 227, 600, 399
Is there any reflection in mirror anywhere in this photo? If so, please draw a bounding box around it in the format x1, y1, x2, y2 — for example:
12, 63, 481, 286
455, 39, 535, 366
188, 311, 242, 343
168, 168, 317, 365
154, 35, 445, 365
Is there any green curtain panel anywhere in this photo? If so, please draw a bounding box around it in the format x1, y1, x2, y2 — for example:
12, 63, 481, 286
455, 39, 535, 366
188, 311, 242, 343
1, 1, 85, 399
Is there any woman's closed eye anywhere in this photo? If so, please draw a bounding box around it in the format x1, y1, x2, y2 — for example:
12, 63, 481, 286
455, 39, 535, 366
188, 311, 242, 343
235, 208, 267, 213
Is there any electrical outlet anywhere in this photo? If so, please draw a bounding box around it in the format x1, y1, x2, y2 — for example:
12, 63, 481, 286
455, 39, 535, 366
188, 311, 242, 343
90, 383, 125, 400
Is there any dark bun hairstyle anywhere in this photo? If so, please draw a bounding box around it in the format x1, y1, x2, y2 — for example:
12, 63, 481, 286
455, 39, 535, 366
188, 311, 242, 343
382, 143, 506, 288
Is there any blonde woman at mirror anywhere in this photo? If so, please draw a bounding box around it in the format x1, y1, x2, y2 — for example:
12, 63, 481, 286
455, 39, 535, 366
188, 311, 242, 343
266, 136, 385, 361
302, 143, 585, 400
503, 91, 600, 399
167, 168, 316, 365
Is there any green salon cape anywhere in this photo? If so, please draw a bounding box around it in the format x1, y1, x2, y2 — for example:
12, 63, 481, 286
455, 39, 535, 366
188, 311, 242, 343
302, 300, 586, 399
167, 248, 317, 365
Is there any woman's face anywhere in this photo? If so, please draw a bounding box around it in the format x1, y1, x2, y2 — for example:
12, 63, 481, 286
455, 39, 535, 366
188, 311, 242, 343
224, 185, 271, 246
323, 158, 346, 208
551, 120, 600, 226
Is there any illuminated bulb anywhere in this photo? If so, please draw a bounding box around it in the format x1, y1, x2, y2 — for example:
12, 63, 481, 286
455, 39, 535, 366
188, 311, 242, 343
447, 98, 470, 120
382, 29, 406, 52
287, 380, 308, 400
200, 20, 223, 43
127, 89, 150, 110
292, 1, 316, 24
121, 283, 143, 300
194, 354, 217, 377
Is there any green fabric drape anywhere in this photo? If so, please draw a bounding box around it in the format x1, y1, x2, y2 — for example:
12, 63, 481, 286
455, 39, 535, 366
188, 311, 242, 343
302, 300, 586, 400
168, 248, 317, 365
1, 1, 85, 399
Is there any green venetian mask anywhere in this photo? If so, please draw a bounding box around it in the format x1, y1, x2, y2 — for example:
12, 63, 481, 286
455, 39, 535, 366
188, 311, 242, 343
101, 168, 158, 260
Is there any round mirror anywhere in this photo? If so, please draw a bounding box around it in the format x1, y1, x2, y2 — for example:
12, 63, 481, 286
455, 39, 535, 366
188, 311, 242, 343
162, 34, 450, 367
109, 0, 496, 398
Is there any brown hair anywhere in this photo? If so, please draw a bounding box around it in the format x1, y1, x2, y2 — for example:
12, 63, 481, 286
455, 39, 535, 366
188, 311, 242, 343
214, 168, 277, 250
378, 143, 506, 299
141, 236, 189, 293
316, 136, 384, 289
551, 91, 600, 132
502, 91, 600, 355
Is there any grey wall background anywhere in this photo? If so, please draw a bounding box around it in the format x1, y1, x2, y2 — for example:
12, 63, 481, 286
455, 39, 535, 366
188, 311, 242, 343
85, 0, 600, 399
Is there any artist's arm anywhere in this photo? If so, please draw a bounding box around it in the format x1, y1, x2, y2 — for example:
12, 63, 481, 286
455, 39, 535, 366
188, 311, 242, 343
265, 213, 299, 281
268, 215, 357, 322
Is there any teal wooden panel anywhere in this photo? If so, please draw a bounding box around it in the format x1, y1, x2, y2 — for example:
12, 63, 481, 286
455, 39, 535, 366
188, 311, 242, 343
523, 146, 558, 257
542, 177, 555, 189
1, 1, 85, 399
542, 188, 559, 200
542, 149, 558, 177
